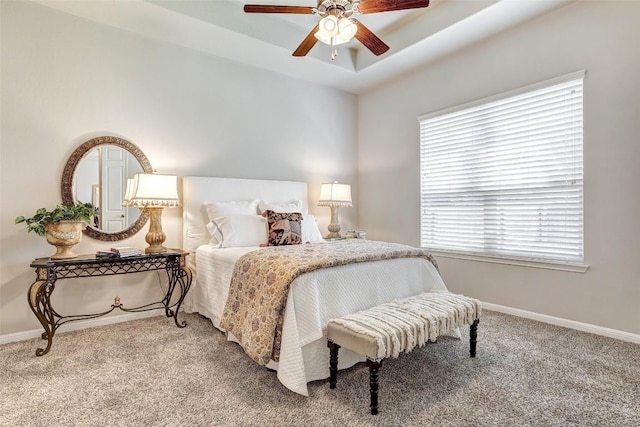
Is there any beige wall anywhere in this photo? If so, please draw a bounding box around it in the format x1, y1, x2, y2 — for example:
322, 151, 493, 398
3, 0, 638, 341
0, 1, 357, 336
357, 1, 640, 335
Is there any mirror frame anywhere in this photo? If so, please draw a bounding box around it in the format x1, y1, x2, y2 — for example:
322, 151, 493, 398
61, 136, 153, 241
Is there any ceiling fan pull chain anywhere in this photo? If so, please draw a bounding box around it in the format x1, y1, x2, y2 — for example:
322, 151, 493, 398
331, 36, 337, 60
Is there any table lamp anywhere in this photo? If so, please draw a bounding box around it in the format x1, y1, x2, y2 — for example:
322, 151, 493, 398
318, 181, 352, 239
128, 173, 180, 253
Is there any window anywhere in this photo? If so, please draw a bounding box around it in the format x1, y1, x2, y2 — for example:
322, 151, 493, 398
419, 71, 584, 267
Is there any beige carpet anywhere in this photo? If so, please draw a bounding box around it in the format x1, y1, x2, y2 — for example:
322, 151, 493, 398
1, 311, 638, 426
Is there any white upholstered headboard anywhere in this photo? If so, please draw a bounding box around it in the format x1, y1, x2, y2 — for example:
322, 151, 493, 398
182, 176, 308, 254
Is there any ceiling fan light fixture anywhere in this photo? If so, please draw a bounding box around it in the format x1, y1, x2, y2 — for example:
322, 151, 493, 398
314, 30, 331, 44
244, 0, 429, 58
338, 17, 357, 40
315, 16, 356, 47
319, 15, 338, 36
315, 31, 351, 46
334, 34, 351, 45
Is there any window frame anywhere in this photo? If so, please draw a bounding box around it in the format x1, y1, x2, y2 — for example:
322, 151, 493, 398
418, 71, 588, 272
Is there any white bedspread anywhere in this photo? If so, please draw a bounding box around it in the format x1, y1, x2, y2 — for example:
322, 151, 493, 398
186, 242, 449, 396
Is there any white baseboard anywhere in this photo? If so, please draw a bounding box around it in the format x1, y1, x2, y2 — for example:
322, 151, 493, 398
0, 309, 164, 346
483, 302, 640, 344
3, 304, 638, 346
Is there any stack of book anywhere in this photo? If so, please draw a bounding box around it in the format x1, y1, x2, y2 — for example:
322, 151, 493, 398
96, 246, 143, 258
345, 229, 367, 239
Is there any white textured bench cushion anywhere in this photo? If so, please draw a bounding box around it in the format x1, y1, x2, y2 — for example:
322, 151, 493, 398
326, 291, 481, 360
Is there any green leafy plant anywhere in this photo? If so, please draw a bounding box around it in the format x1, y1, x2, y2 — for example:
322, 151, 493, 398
15, 202, 95, 236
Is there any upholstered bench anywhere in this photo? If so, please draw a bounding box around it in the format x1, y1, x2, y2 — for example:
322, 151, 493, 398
326, 291, 481, 415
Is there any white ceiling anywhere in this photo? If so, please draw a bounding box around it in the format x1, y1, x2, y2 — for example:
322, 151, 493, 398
35, 0, 575, 94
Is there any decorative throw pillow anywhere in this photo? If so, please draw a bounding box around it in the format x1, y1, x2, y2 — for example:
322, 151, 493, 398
264, 210, 303, 246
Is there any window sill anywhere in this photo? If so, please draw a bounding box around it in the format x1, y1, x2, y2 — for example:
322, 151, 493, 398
424, 249, 589, 273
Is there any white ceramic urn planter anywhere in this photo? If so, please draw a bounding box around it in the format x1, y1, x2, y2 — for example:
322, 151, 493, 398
44, 220, 87, 260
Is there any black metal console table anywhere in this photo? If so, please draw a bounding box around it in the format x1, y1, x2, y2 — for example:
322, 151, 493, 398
28, 250, 192, 356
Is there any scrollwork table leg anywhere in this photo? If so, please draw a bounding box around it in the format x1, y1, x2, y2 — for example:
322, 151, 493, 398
28, 280, 56, 356
164, 261, 192, 328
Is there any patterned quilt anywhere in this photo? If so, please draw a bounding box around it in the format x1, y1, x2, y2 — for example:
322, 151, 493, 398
219, 239, 439, 365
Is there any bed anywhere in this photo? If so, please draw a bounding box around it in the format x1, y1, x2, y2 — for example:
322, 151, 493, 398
181, 176, 451, 396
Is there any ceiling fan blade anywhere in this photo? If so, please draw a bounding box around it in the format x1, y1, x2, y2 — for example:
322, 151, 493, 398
352, 19, 390, 56
357, 0, 429, 14
244, 5, 315, 14
293, 24, 320, 57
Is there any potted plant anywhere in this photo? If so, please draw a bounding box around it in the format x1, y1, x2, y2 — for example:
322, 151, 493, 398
16, 202, 95, 259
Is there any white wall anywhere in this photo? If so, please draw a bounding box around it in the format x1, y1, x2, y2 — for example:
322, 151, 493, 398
0, 1, 357, 336
358, 1, 640, 335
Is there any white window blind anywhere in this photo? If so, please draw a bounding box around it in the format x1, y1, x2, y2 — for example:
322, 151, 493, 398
419, 72, 584, 264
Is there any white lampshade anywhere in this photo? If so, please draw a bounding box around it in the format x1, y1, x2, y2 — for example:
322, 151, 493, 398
129, 173, 180, 208
338, 17, 357, 40
122, 178, 135, 207
318, 182, 352, 207
314, 29, 329, 44
319, 15, 338, 36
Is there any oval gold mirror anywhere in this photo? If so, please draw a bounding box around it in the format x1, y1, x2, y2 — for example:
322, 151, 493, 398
61, 136, 153, 241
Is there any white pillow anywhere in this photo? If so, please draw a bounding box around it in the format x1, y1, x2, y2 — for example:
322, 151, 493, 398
301, 214, 324, 243
204, 200, 259, 221
206, 214, 267, 248
258, 200, 304, 214
204, 200, 259, 245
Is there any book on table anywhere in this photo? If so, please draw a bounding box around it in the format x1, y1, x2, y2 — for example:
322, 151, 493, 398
111, 246, 143, 256
345, 229, 367, 239
95, 246, 143, 258
95, 250, 119, 258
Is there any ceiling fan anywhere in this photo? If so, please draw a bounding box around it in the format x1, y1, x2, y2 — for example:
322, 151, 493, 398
244, 0, 430, 60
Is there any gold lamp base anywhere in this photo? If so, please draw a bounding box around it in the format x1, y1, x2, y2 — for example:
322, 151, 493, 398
144, 207, 167, 254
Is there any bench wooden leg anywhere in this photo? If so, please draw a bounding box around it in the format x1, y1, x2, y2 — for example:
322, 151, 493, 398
366, 359, 382, 415
328, 341, 340, 389
470, 318, 479, 358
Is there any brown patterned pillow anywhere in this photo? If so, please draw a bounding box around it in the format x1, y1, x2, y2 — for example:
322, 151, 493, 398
264, 210, 303, 246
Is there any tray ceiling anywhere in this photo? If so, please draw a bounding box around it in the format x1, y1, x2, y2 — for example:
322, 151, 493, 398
34, 0, 575, 94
